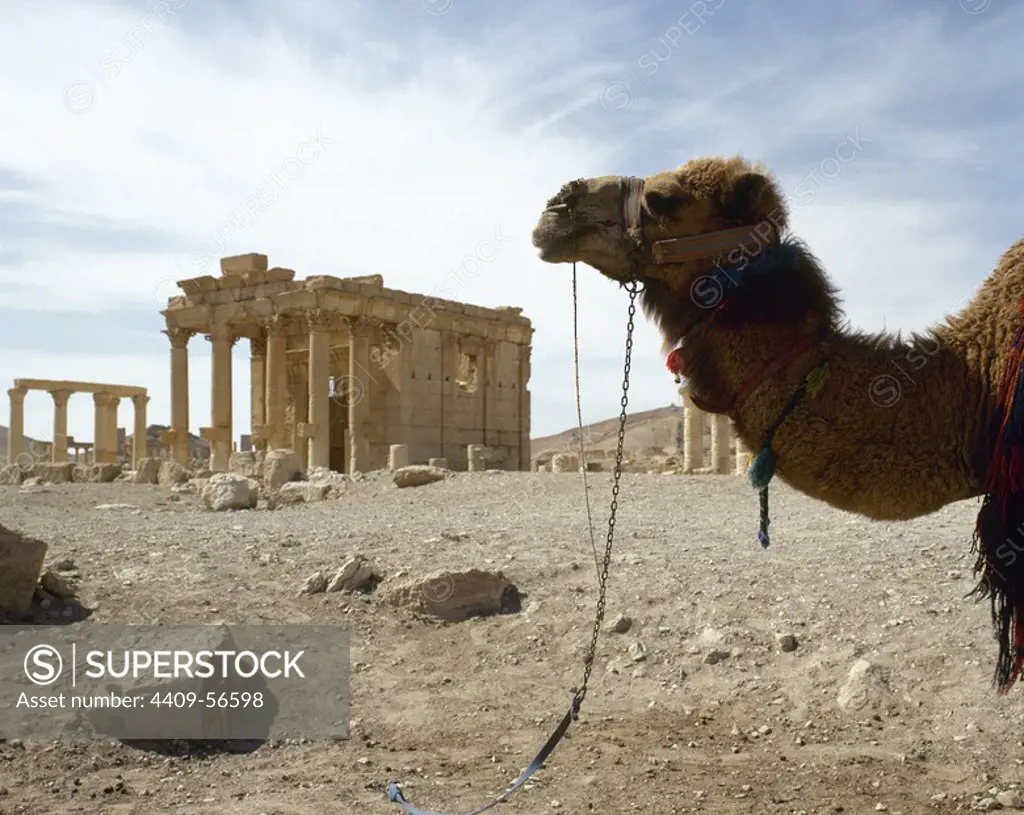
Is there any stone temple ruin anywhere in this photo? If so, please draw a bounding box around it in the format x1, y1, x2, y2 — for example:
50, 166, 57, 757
6, 379, 149, 468
160, 252, 534, 473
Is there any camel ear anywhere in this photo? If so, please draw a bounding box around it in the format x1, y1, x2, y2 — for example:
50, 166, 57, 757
721, 172, 772, 224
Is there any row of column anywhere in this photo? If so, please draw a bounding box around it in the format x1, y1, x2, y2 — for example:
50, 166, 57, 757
166, 313, 373, 474
681, 389, 750, 474
6, 387, 148, 467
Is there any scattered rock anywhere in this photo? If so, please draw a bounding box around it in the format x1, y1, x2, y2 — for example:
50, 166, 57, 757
628, 641, 648, 662
201, 473, 258, 511
393, 465, 449, 488
21, 477, 43, 488
263, 449, 301, 491
327, 555, 380, 592
94, 503, 138, 511
39, 569, 75, 600
776, 633, 799, 652
300, 571, 329, 596
228, 451, 260, 478
30, 463, 76, 483
380, 569, 520, 621
74, 463, 121, 483
704, 649, 731, 665
0, 524, 48, 615
996, 790, 1024, 809
0, 464, 23, 485
157, 460, 190, 486
277, 482, 330, 504
606, 613, 632, 634
837, 658, 895, 715
131, 457, 161, 485
52, 557, 76, 572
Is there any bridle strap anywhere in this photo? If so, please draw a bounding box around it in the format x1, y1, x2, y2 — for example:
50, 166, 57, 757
652, 226, 767, 264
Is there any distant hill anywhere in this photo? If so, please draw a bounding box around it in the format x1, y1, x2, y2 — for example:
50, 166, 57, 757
0, 425, 37, 461
531, 403, 685, 461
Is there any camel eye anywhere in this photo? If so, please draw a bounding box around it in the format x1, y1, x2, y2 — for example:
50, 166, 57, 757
645, 191, 686, 218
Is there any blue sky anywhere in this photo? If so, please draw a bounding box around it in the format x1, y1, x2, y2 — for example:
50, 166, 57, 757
0, 0, 1019, 446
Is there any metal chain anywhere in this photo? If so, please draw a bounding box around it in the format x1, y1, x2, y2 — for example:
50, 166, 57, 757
571, 278, 640, 716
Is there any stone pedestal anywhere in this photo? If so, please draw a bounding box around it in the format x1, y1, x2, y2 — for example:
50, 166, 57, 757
389, 444, 409, 469
467, 444, 487, 472
428, 457, 448, 469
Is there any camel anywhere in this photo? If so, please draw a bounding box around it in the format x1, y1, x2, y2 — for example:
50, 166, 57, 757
530, 156, 1024, 692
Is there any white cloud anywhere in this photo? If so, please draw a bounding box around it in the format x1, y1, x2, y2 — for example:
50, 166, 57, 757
1, 0, 1021, 444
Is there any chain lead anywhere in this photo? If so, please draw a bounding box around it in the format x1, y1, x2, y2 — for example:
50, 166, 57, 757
572, 278, 639, 716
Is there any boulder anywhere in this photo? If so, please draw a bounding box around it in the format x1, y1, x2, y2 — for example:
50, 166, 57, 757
393, 465, 448, 488
74, 463, 121, 483
380, 568, 520, 621
327, 555, 379, 592
0, 464, 23, 485
0, 524, 48, 616
30, 462, 75, 484
131, 457, 161, 485
277, 482, 330, 504
228, 451, 260, 478
201, 473, 257, 511
263, 449, 301, 491
157, 459, 190, 486
837, 658, 895, 715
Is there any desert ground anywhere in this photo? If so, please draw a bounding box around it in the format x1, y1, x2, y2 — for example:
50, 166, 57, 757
3, 469, 1024, 814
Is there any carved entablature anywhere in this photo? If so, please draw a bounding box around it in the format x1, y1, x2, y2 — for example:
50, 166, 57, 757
250, 336, 267, 357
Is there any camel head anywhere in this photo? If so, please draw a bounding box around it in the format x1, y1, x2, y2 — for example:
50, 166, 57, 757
531, 156, 841, 414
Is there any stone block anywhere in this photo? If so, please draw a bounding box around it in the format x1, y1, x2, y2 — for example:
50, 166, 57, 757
0, 524, 47, 616
551, 453, 579, 473
428, 457, 448, 469
29, 463, 75, 484
131, 457, 161, 485
262, 449, 301, 490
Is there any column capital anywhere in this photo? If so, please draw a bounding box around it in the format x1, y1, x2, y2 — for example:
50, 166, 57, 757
93, 392, 118, 408
131, 393, 150, 407
345, 316, 375, 337
164, 326, 195, 349
8, 386, 27, 403
261, 314, 288, 337
205, 323, 238, 344
306, 308, 336, 332
250, 336, 267, 357
49, 389, 72, 407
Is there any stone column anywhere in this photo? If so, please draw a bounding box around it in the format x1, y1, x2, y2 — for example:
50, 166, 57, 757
307, 311, 331, 470
735, 438, 752, 475
467, 444, 487, 471
106, 397, 120, 463
265, 317, 288, 450
250, 336, 266, 451
50, 389, 71, 463
7, 387, 27, 465
710, 414, 732, 474
681, 387, 705, 473
292, 360, 309, 471
165, 326, 193, 466
132, 394, 148, 468
205, 324, 234, 472
93, 393, 113, 464
347, 319, 372, 473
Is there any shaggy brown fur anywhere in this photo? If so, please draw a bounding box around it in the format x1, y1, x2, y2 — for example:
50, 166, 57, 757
531, 156, 1024, 688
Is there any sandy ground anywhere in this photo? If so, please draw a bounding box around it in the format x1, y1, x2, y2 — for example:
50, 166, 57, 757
2, 471, 1024, 814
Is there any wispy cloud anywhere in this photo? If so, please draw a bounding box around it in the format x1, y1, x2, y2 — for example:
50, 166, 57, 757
0, 0, 1020, 446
